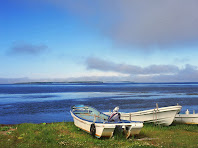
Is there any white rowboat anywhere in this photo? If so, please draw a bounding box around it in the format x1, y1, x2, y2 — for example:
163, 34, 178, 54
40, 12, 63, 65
105, 104, 182, 126
70, 105, 143, 138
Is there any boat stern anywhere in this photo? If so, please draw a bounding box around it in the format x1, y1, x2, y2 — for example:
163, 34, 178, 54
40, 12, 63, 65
95, 123, 116, 138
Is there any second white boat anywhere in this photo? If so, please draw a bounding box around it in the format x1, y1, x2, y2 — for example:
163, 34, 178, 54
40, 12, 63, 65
105, 104, 182, 126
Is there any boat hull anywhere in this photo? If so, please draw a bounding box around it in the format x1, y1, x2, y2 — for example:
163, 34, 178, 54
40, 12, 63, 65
70, 104, 144, 138
174, 114, 198, 124
71, 111, 115, 138
121, 122, 143, 137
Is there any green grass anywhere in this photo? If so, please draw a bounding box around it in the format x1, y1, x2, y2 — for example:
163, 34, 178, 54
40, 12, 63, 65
0, 122, 198, 148
0, 126, 12, 131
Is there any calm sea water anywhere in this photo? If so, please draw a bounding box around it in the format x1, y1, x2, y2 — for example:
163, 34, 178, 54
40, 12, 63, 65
0, 82, 198, 124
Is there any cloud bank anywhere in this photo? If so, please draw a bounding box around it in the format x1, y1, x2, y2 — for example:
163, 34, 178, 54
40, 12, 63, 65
8, 42, 48, 55
85, 57, 198, 82
11, 1, 198, 49
86, 57, 179, 75
47, 0, 198, 49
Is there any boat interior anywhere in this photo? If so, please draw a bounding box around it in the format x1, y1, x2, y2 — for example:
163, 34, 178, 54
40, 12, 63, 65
72, 105, 109, 122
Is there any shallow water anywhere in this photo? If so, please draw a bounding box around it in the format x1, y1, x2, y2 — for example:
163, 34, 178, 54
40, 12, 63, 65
0, 83, 198, 124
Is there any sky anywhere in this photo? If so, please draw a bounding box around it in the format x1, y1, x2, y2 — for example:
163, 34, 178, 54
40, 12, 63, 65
1, 0, 198, 83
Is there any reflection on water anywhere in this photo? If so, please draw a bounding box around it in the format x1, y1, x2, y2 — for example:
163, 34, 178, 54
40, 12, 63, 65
0, 83, 198, 124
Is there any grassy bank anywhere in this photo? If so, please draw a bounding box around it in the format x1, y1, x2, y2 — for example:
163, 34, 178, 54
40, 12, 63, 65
1, 122, 198, 148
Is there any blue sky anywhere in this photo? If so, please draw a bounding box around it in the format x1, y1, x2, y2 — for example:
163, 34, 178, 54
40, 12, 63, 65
1, 0, 198, 83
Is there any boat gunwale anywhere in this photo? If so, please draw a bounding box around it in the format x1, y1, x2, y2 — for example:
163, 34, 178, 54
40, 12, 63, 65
71, 105, 142, 124
120, 105, 182, 116
71, 105, 112, 124
175, 114, 198, 118
71, 111, 143, 129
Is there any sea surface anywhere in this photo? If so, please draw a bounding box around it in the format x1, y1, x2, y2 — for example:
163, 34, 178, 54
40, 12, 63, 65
0, 82, 198, 124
